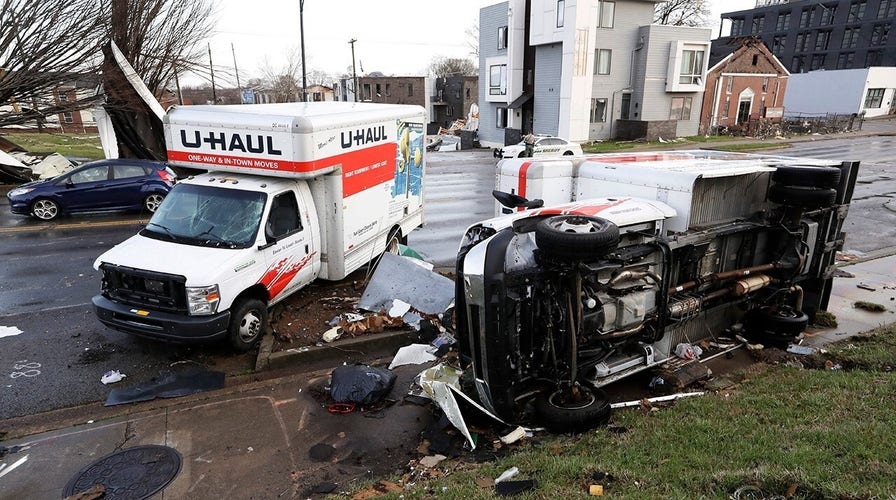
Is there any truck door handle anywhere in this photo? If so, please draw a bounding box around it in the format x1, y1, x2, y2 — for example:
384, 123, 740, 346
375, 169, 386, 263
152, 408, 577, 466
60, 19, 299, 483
305, 244, 309, 254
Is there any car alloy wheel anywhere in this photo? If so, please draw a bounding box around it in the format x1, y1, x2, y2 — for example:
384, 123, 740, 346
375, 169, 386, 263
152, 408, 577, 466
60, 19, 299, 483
144, 193, 165, 213
32, 199, 59, 220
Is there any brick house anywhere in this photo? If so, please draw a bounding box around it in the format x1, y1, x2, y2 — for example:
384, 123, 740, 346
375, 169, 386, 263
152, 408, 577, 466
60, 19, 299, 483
700, 38, 789, 134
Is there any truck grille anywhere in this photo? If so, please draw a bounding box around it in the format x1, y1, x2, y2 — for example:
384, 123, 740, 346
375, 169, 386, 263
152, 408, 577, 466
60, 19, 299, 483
100, 263, 187, 313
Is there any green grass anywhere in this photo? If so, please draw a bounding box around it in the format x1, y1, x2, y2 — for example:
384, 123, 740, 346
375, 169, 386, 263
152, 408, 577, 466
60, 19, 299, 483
0, 132, 105, 160
703, 142, 789, 152
358, 327, 896, 499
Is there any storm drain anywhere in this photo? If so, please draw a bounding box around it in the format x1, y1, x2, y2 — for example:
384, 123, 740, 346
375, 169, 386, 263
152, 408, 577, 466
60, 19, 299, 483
63, 445, 182, 499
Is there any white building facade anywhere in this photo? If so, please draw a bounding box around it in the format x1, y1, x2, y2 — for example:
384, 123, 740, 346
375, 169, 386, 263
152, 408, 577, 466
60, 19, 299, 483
479, 0, 712, 148
783, 67, 896, 118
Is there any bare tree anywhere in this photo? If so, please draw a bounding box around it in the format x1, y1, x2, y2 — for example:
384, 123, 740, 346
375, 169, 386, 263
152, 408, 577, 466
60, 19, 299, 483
258, 49, 305, 102
0, 0, 106, 127
107, 0, 217, 95
655, 0, 711, 27
466, 19, 480, 58
428, 57, 477, 78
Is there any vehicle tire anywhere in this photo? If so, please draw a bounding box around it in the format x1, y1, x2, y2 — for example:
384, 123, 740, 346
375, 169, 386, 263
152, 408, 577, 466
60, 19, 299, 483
768, 184, 837, 208
143, 193, 165, 213
31, 198, 60, 221
518, 152, 527, 158
563, 150, 574, 155
745, 306, 808, 348
535, 385, 611, 432
228, 298, 268, 351
772, 165, 841, 189
535, 215, 620, 260
385, 227, 402, 255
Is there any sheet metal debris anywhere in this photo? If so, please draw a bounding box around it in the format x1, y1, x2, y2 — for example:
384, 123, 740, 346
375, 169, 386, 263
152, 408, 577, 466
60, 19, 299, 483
388, 344, 437, 370
104, 370, 225, 406
610, 391, 705, 409
359, 253, 454, 315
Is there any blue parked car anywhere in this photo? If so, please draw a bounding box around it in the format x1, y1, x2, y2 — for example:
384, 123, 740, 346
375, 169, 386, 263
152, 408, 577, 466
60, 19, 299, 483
6, 159, 176, 221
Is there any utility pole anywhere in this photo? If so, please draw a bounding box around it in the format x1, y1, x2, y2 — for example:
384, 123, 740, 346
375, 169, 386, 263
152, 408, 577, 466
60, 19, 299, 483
349, 38, 358, 102
174, 67, 183, 105
231, 43, 242, 93
208, 43, 217, 104
299, 0, 307, 102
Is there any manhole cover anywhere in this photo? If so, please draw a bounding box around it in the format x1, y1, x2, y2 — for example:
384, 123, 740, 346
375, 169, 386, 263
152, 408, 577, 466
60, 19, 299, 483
63, 445, 182, 499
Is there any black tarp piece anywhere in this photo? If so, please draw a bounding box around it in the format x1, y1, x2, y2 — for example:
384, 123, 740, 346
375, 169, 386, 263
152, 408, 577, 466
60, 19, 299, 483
329, 365, 397, 405
100, 40, 167, 161
104, 370, 225, 406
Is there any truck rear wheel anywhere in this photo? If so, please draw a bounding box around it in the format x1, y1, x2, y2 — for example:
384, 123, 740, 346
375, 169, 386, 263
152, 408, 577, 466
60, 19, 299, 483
772, 165, 841, 189
228, 298, 268, 351
534, 385, 611, 431
535, 215, 620, 260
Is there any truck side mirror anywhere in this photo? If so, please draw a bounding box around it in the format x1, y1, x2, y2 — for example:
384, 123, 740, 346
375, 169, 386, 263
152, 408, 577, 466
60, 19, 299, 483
492, 190, 544, 210
258, 221, 277, 250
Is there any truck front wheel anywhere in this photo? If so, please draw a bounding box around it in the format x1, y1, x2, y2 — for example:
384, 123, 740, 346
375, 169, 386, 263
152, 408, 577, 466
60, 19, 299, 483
228, 298, 268, 351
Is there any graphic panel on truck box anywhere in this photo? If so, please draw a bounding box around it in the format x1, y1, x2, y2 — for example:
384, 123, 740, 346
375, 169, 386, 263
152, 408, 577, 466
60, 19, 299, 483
393, 120, 424, 197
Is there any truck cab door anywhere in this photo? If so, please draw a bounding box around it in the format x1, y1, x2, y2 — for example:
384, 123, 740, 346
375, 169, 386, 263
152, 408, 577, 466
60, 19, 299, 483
258, 190, 316, 303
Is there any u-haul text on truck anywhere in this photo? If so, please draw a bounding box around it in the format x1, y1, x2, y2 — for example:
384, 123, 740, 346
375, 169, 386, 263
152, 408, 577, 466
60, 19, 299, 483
92, 102, 426, 350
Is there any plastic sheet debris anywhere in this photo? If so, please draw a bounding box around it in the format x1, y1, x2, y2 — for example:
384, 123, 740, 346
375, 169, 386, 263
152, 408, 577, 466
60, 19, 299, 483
499, 426, 527, 445
419, 454, 447, 468
610, 391, 705, 409
674, 343, 703, 360
321, 327, 343, 343
359, 253, 454, 315
328, 313, 365, 327
388, 344, 437, 369
494, 466, 520, 484
104, 369, 225, 406
786, 344, 817, 355
414, 363, 505, 449
330, 364, 396, 405
388, 299, 412, 318
0, 326, 23, 338
100, 370, 126, 385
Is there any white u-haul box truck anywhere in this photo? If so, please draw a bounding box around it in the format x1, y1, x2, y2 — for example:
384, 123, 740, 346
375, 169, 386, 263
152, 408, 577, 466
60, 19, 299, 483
93, 102, 426, 350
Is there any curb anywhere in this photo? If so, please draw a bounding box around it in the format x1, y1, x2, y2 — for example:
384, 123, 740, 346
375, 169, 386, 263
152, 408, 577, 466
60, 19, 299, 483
256, 328, 425, 371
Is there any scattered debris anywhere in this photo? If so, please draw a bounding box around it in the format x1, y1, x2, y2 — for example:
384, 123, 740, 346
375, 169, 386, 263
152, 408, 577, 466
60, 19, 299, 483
321, 326, 343, 343
610, 392, 705, 409
495, 467, 520, 484
307, 482, 338, 495
811, 310, 838, 328
351, 481, 403, 499
388, 344, 437, 370
673, 343, 703, 360
495, 479, 537, 496
856, 283, 877, 291
854, 300, 886, 312
589, 484, 604, 496
786, 345, 818, 355
499, 426, 528, 445
329, 364, 396, 405
418, 454, 447, 468
0, 326, 23, 338
832, 268, 855, 278
359, 253, 455, 315
100, 370, 126, 385
63, 484, 106, 500
104, 369, 225, 406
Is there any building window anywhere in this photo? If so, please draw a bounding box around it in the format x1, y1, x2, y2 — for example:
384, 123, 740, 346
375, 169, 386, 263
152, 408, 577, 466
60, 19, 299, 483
498, 26, 507, 50
62, 111, 73, 123
772, 35, 786, 57
375, 83, 382, 97
408, 83, 414, 97
598, 1, 615, 28
841, 28, 858, 48
847, 1, 866, 22
820, 5, 837, 25
815, 30, 831, 51
556, 0, 565, 27
594, 49, 611, 75
866, 49, 884, 66
723, 98, 731, 118
879, 0, 896, 18
731, 18, 744, 37
762, 77, 769, 92
726, 76, 733, 93
670, 97, 693, 120
775, 12, 791, 31
496, 107, 507, 128
489, 64, 506, 96
871, 24, 890, 46
791, 55, 806, 72
837, 52, 855, 69
799, 8, 811, 28
864, 88, 885, 108
590, 98, 607, 123
796, 32, 809, 52
751, 15, 765, 34
810, 54, 826, 70
362, 83, 371, 100
678, 49, 704, 85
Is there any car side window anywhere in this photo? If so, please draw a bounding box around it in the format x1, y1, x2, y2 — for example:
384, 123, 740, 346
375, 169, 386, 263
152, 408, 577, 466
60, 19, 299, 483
267, 192, 302, 239
114, 164, 149, 179
69, 166, 109, 184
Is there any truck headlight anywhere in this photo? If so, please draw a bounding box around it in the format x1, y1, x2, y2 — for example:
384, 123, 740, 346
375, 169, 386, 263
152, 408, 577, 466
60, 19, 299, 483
187, 285, 220, 315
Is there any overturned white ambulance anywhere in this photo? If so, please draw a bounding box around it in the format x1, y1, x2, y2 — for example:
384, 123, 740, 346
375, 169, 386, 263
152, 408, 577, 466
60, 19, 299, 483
455, 150, 859, 429
93, 102, 426, 350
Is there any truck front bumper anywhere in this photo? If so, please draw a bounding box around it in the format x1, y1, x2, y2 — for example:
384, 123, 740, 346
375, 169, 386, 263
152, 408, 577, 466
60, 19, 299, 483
92, 294, 231, 343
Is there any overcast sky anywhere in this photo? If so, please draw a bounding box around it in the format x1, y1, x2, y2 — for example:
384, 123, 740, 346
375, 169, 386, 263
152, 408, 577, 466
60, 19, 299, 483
196, 0, 757, 87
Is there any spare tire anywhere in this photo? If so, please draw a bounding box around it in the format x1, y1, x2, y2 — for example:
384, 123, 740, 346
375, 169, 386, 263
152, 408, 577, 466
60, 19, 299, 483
745, 306, 809, 348
535, 215, 620, 261
768, 184, 837, 209
772, 165, 841, 189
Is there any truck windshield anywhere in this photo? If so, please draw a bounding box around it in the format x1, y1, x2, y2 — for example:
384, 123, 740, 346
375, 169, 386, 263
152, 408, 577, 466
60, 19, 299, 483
141, 184, 267, 248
